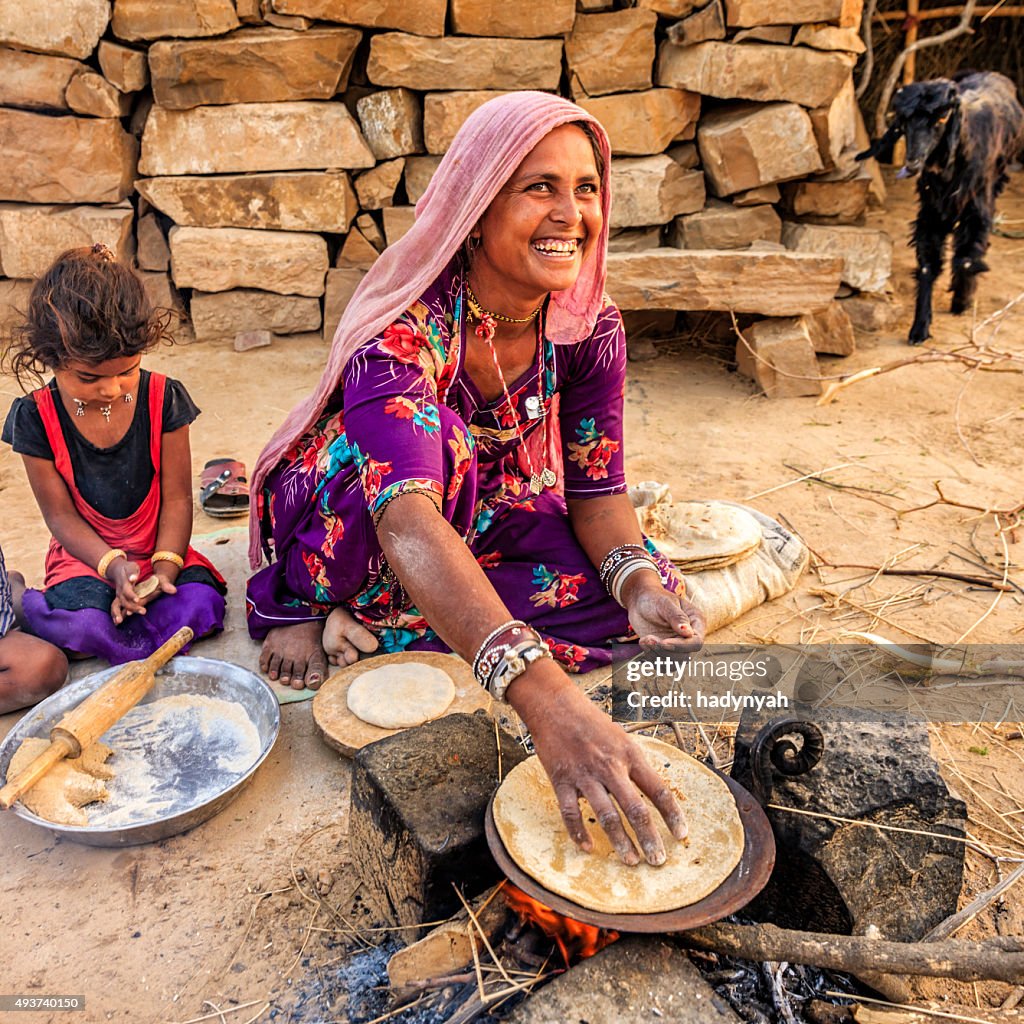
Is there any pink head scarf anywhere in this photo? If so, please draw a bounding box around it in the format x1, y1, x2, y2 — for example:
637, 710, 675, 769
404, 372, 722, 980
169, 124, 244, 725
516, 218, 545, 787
249, 91, 612, 566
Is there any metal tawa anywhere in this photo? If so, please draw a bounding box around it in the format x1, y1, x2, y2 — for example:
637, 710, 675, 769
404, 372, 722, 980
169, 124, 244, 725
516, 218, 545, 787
485, 770, 775, 932
0, 656, 280, 847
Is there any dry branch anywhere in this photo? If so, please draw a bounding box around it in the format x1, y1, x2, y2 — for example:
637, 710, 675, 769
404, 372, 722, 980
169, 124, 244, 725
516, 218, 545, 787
679, 921, 1024, 984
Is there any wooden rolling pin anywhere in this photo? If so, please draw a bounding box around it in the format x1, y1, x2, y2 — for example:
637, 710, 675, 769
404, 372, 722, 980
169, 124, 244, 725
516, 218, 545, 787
0, 626, 193, 810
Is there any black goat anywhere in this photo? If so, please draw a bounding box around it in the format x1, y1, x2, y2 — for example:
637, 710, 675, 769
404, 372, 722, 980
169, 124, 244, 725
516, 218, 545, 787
860, 71, 1024, 344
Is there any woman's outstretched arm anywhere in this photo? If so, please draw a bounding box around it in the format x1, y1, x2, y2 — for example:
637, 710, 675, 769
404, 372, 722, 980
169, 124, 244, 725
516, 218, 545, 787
376, 491, 688, 867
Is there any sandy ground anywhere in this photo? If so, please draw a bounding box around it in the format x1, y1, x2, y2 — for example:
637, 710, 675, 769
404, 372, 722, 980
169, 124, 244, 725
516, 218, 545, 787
1, 172, 1023, 1022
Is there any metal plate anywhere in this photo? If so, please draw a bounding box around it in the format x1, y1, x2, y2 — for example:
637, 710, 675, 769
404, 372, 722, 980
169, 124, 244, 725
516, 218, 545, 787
485, 770, 775, 932
0, 657, 280, 847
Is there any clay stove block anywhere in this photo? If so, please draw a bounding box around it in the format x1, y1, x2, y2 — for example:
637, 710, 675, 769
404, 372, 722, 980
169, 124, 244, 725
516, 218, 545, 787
349, 711, 526, 940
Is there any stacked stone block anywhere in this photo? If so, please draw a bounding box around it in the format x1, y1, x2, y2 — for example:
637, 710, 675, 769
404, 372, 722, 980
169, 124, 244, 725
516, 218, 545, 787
0, 0, 891, 392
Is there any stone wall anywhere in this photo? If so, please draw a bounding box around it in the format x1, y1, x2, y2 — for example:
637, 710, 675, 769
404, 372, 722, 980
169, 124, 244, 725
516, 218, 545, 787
0, 0, 890, 391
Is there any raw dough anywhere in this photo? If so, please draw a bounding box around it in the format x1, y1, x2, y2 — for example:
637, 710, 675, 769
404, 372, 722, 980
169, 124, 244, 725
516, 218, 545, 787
493, 735, 745, 914
7, 737, 114, 827
637, 500, 762, 570
346, 662, 456, 729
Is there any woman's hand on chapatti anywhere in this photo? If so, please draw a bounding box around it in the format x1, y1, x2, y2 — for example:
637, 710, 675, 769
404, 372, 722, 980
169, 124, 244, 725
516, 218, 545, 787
509, 667, 688, 866
623, 574, 705, 651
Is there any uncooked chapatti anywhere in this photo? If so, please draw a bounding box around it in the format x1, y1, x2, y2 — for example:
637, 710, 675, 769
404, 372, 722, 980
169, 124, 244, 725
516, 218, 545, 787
493, 735, 744, 914
638, 500, 761, 569
346, 662, 456, 729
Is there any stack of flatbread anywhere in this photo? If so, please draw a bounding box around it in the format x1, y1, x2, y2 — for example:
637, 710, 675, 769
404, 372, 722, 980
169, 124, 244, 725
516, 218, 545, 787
635, 493, 762, 573
492, 735, 745, 914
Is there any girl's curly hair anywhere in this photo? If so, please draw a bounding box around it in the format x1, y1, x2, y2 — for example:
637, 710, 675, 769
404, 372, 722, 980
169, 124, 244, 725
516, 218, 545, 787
4, 244, 173, 390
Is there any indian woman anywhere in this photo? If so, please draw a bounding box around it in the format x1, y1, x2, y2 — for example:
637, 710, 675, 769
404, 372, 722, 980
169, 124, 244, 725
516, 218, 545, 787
247, 92, 704, 866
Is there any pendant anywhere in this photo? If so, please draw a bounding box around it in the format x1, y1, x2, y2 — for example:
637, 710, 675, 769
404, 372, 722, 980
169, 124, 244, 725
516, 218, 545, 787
524, 395, 544, 420
529, 473, 543, 495
74, 399, 86, 417
541, 468, 557, 488
99, 404, 112, 423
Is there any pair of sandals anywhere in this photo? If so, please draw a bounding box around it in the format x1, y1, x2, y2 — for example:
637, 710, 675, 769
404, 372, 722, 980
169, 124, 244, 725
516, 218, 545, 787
198, 458, 250, 518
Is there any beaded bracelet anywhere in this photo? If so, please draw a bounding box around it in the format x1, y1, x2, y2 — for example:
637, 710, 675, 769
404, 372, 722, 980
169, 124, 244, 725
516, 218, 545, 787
598, 543, 651, 592
97, 548, 127, 580
485, 639, 553, 702
610, 558, 661, 606
471, 619, 528, 681
152, 550, 185, 570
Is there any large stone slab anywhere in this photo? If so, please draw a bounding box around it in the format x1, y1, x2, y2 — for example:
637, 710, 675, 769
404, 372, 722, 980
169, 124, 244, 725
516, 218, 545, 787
271, 0, 447, 36
65, 72, 132, 118
0, 203, 134, 279
510, 936, 741, 1024
794, 23, 866, 53
137, 172, 359, 232
610, 157, 705, 229
670, 199, 781, 250
355, 158, 404, 210
137, 212, 170, 272
383, 206, 416, 246
638, 0, 707, 14
732, 707, 965, 940
350, 713, 527, 940
810, 73, 857, 170
450, 0, 576, 38
0, 48, 83, 112
148, 27, 362, 109
782, 169, 870, 223
368, 34, 562, 91
423, 91, 511, 154
606, 249, 842, 314
657, 40, 854, 109
698, 102, 823, 196
169, 226, 328, 296
357, 89, 423, 160
190, 288, 322, 342
404, 155, 442, 204
579, 89, 699, 156
566, 10, 657, 98
0, 0, 109, 59
140, 103, 376, 176
667, 0, 726, 46
0, 110, 138, 204
724, 0, 863, 27
111, 0, 240, 42
323, 268, 365, 341
735, 316, 823, 397
782, 221, 892, 293
803, 300, 855, 355
98, 41, 149, 93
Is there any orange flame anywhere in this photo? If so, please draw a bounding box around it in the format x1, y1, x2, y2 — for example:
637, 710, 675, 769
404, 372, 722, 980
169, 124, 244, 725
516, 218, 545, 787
503, 884, 619, 966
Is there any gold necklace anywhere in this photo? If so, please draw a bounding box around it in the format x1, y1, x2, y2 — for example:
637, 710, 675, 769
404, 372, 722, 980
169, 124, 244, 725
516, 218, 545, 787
465, 281, 543, 325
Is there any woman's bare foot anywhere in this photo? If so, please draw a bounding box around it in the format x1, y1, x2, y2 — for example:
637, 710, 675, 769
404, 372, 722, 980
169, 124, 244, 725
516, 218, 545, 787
323, 606, 379, 666
260, 620, 328, 689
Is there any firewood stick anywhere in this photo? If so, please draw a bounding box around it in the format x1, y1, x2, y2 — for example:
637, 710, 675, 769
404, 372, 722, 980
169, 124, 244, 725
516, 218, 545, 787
923, 861, 1024, 941
677, 922, 1024, 984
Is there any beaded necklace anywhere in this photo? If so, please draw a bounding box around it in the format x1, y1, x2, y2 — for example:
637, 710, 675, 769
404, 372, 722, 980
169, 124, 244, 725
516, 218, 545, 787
466, 285, 556, 495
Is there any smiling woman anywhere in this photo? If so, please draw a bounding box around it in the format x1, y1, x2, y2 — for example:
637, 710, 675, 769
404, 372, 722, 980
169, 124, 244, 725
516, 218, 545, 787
246, 93, 704, 866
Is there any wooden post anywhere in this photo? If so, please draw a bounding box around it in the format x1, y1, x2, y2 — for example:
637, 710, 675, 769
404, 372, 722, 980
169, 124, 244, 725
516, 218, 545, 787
904, 0, 920, 84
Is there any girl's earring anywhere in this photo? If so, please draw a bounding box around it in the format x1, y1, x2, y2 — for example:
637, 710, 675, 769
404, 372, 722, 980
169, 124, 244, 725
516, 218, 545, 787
73, 399, 86, 417
124, 393, 133, 404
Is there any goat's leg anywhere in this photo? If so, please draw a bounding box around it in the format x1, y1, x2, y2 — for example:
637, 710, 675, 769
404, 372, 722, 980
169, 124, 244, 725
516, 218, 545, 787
910, 203, 948, 344
950, 201, 992, 316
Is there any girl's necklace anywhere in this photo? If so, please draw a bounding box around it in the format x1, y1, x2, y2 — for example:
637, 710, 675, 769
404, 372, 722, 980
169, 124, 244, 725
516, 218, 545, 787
72, 391, 134, 424
468, 292, 555, 496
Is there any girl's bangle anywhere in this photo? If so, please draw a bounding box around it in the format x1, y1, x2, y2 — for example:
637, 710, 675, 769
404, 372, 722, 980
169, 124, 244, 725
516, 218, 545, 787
152, 550, 185, 570
97, 548, 127, 579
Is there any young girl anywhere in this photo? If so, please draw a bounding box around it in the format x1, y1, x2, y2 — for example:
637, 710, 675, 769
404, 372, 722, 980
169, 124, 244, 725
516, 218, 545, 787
2, 244, 226, 665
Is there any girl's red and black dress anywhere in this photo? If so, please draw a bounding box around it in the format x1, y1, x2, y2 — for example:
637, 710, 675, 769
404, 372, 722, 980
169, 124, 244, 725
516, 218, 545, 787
2, 370, 226, 664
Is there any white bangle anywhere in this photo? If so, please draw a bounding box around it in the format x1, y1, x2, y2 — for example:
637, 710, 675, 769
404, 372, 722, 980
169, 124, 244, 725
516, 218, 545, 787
611, 559, 661, 606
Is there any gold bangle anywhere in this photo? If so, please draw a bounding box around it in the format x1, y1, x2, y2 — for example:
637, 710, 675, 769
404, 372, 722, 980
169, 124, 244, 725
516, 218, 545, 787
152, 550, 185, 570
97, 548, 127, 580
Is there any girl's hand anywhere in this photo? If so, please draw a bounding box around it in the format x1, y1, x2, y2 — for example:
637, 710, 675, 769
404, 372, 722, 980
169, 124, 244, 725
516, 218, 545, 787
108, 559, 146, 623
625, 574, 705, 651
518, 670, 689, 866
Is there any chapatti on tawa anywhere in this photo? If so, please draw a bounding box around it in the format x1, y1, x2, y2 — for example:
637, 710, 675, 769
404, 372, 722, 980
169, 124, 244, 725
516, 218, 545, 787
492, 736, 744, 914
